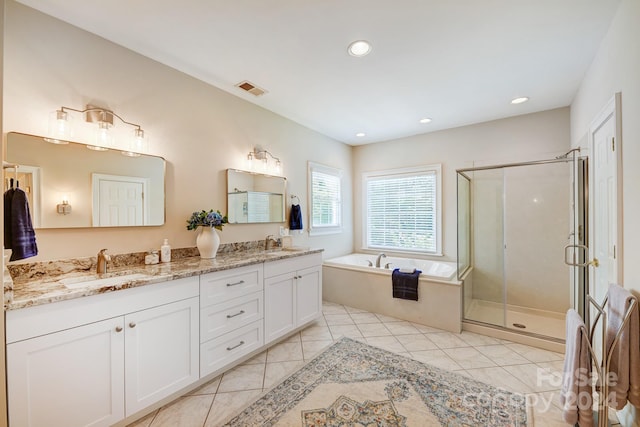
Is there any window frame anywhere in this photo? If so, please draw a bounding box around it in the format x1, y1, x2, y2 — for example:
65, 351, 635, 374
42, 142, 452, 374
362, 164, 442, 256
308, 161, 343, 236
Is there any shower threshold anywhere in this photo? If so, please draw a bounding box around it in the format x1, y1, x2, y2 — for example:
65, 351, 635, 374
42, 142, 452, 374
464, 298, 566, 340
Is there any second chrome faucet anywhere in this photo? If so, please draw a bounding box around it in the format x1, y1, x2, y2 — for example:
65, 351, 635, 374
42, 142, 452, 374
97, 249, 111, 274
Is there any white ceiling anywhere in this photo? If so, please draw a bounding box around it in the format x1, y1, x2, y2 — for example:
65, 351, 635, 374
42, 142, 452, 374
16, 0, 620, 145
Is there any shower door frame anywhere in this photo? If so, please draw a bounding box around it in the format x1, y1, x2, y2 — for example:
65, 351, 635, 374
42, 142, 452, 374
457, 153, 588, 341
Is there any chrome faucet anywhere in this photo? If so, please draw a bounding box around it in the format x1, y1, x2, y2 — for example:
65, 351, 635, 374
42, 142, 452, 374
97, 249, 111, 274
375, 252, 387, 268
264, 235, 279, 250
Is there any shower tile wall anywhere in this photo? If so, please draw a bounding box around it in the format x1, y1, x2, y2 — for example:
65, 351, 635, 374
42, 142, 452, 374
503, 164, 570, 313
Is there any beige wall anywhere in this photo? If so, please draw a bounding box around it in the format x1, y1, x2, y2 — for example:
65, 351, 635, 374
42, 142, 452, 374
570, 0, 640, 298
353, 107, 571, 262
3, 1, 353, 261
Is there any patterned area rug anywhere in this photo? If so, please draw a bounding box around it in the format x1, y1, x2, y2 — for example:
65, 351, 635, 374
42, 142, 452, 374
222, 337, 529, 426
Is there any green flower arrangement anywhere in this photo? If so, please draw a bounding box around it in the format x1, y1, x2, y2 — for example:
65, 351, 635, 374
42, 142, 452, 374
186, 210, 228, 231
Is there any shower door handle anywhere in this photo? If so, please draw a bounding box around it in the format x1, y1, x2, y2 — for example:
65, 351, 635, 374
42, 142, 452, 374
564, 244, 590, 267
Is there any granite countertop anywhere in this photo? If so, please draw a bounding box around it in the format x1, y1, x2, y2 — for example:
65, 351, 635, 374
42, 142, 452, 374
4, 247, 323, 311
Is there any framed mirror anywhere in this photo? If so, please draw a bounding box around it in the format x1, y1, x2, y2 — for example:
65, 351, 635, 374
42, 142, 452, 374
5, 132, 166, 228
227, 169, 286, 223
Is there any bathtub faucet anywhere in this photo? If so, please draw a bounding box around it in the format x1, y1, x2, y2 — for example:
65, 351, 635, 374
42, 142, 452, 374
375, 252, 387, 268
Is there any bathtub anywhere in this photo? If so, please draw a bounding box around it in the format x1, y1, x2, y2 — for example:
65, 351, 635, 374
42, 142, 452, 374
323, 253, 462, 333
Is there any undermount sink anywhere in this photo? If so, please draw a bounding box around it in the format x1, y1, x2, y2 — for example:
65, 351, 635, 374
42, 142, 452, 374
282, 246, 310, 252
60, 273, 150, 290
263, 251, 285, 257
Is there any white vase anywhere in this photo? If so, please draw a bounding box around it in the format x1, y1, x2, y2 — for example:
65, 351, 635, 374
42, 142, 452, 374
196, 226, 220, 259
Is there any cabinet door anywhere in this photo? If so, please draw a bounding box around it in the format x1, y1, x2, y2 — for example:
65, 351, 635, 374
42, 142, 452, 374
7, 317, 125, 427
264, 273, 295, 343
125, 297, 199, 415
295, 265, 322, 326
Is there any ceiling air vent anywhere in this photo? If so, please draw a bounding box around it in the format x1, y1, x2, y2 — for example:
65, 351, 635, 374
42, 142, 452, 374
235, 80, 267, 97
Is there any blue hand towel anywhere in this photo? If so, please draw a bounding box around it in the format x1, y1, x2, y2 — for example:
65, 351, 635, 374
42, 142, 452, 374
289, 204, 303, 230
392, 268, 421, 301
4, 188, 15, 250
9, 188, 38, 261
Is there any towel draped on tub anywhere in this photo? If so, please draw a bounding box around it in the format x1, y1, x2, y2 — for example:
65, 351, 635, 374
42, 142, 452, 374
392, 268, 421, 301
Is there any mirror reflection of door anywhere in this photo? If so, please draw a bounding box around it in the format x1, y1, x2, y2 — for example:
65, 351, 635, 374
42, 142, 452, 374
92, 174, 148, 226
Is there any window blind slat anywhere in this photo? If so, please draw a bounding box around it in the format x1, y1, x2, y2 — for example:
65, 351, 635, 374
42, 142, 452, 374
365, 170, 438, 252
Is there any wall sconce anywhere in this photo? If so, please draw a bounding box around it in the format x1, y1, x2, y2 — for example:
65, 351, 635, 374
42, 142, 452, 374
45, 105, 148, 153
246, 146, 282, 175
57, 196, 72, 215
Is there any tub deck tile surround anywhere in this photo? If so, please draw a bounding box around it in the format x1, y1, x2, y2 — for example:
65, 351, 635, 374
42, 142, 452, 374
323, 253, 462, 333
3, 241, 322, 310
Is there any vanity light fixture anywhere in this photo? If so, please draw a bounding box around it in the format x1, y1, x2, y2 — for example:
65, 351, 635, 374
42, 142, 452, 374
348, 40, 372, 57
247, 146, 282, 175
511, 96, 529, 105
45, 105, 148, 152
57, 196, 72, 215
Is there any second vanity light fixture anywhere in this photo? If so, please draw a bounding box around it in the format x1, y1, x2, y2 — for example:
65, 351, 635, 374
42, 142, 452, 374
45, 105, 148, 155
246, 146, 282, 175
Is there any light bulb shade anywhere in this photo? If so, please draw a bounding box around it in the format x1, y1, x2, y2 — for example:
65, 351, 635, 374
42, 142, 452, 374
45, 109, 73, 143
129, 128, 148, 153
93, 121, 114, 148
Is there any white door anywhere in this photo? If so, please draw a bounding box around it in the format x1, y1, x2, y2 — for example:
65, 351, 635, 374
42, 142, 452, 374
92, 173, 148, 226
295, 266, 322, 326
125, 297, 199, 416
7, 318, 125, 427
588, 94, 621, 306
264, 273, 295, 343
99, 180, 143, 226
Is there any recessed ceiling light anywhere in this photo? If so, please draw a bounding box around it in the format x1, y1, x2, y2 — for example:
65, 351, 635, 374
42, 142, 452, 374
511, 97, 529, 105
419, 117, 433, 124
348, 40, 372, 57
356, 132, 366, 137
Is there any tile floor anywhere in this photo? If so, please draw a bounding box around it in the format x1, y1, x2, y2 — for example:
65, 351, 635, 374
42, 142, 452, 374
128, 301, 619, 427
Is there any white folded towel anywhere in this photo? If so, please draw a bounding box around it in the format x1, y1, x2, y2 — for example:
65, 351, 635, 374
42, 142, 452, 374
399, 267, 416, 274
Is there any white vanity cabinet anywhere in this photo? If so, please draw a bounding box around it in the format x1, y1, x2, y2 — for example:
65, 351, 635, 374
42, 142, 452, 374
264, 253, 322, 344
6, 277, 199, 427
199, 264, 265, 378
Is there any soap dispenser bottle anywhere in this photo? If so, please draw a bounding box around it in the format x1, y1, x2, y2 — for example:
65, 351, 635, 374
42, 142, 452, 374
160, 239, 171, 263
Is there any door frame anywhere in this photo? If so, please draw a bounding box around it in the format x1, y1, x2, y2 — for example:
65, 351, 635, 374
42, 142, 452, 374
587, 92, 623, 298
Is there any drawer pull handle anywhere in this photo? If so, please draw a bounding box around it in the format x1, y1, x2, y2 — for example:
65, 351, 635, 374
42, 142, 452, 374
226, 280, 245, 287
129, 322, 136, 328
115, 326, 123, 332
226, 340, 245, 351
227, 310, 245, 319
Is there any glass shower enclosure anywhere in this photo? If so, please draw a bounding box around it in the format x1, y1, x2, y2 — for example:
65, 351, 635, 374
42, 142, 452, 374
457, 154, 587, 341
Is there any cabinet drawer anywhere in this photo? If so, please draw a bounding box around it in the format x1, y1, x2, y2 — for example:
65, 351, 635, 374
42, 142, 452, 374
200, 320, 264, 378
200, 291, 263, 343
200, 264, 263, 307
264, 252, 322, 278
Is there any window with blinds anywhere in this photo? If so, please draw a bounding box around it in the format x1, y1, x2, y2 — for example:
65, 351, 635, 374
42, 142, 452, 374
363, 165, 441, 254
308, 162, 342, 235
